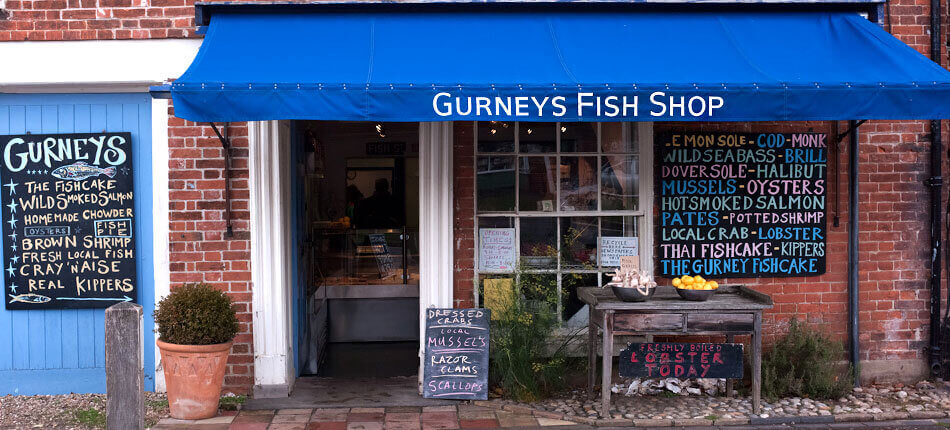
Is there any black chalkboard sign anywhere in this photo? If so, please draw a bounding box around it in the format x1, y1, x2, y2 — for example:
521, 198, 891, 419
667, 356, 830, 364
1, 133, 137, 310
657, 132, 827, 277
422, 308, 490, 400
367, 233, 396, 279
619, 342, 743, 379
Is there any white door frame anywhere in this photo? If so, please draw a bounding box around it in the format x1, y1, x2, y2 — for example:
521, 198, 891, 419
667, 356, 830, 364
248, 121, 455, 393
417, 122, 455, 384
249, 120, 295, 398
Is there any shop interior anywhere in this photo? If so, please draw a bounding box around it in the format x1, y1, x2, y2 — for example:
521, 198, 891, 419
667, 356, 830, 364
293, 121, 421, 378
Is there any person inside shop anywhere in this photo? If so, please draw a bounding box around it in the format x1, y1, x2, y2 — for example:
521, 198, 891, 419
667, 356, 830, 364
345, 185, 363, 221
354, 178, 399, 228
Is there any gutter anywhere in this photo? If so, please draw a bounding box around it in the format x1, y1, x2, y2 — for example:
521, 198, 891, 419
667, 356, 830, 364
928, 0, 943, 377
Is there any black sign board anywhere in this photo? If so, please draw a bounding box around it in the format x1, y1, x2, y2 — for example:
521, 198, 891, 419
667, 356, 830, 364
619, 342, 743, 379
423, 308, 490, 400
657, 132, 827, 277
1, 133, 137, 310
367, 233, 396, 279
365, 142, 406, 156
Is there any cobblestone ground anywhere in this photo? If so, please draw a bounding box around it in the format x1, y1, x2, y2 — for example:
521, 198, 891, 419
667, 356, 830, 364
523, 381, 950, 422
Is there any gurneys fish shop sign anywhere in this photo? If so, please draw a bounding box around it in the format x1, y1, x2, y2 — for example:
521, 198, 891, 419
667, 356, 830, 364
1, 133, 137, 310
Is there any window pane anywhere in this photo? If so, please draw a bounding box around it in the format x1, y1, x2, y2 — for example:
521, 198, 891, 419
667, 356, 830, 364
477, 121, 515, 153
602, 122, 636, 153
478, 217, 514, 229
560, 123, 597, 152
519, 122, 557, 153
477, 156, 515, 212
560, 156, 597, 211
602, 216, 638, 237
601, 155, 639, 211
520, 217, 557, 269
479, 274, 516, 315
519, 156, 557, 211
560, 217, 598, 269
562, 273, 598, 325
520, 273, 559, 314
601, 216, 640, 269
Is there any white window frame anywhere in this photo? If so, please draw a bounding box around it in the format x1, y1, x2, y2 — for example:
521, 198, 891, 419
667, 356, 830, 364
472, 121, 653, 322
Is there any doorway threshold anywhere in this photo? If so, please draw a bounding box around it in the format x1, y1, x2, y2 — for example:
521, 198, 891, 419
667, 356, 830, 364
243, 376, 459, 410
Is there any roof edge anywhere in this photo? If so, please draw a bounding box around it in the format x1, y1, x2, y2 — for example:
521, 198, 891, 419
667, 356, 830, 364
194, 1, 883, 26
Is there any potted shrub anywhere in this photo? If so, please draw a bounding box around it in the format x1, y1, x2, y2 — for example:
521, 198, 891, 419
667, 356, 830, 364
154, 283, 240, 420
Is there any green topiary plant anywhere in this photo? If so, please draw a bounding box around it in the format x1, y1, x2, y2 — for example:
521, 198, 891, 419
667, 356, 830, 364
154, 283, 239, 345
761, 318, 852, 401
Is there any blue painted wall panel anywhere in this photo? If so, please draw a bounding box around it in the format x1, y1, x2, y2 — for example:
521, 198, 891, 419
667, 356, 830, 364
0, 93, 156, 395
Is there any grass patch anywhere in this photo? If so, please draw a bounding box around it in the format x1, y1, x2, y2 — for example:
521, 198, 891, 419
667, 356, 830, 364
147, 398, 168, 409
219, 395, 247, 411
705, 414, 719, 421
660, 390, 677, 398
74, 407, 106, 429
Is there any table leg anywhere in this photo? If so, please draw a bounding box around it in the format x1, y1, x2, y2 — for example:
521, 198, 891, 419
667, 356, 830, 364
725, 334, 735, 397
601, 310, 613, 417
752, 313, 762, 414
588, 306, 596, 394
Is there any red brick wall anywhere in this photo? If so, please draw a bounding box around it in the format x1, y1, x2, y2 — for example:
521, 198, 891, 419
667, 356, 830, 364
450, 3, 949, 379
649, 120, 935, 368
166, 102, 254, 394
0, 0, 198, 41
454, 123, 476, 309
452, 119, 940, 379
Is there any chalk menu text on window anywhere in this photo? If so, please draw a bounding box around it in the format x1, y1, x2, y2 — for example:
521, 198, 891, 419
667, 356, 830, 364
2, 133, 137, 309
657, 132, 827, 277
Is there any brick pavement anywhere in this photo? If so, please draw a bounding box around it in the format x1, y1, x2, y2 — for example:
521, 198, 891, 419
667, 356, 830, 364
151, 404, 578, 429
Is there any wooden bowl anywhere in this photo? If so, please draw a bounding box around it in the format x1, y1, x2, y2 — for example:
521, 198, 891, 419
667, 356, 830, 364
675, 287, 716, 301
611, 285, 656, 302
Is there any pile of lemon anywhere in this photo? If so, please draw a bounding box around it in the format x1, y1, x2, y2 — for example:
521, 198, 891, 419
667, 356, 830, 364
671, 275, 718, 290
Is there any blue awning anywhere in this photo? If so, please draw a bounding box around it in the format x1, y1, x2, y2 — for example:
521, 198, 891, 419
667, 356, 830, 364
171, 9, 950, 122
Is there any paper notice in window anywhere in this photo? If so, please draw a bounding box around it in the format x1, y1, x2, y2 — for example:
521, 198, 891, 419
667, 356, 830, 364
479, 228, 516, 271
601, 236, 639, 267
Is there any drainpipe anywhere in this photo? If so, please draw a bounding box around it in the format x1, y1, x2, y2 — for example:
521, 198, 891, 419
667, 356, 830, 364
848, 120, 861, 386
927, 0, 943, 377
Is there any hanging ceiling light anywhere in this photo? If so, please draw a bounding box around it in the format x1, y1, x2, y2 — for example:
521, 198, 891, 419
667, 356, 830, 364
526, 128, 533, 135
375, 123, 386, 138
561, 126, 567, 133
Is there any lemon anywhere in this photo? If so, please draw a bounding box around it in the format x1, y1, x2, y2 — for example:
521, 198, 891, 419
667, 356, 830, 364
695, 276, 705, 284
709, 281, 719, 289
682, 275, 693, 283
672, 278, 682, 287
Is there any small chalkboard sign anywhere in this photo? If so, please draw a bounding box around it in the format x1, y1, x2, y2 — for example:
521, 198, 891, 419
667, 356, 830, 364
619, 343, 743, 379
423, 308, 490, 400
367, 233, 396, 279
1, 133, 137, 310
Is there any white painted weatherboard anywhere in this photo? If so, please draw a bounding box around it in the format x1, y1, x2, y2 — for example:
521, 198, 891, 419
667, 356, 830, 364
0, 39, 201, 91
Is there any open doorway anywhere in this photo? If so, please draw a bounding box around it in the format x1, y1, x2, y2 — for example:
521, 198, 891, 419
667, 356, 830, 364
293, 121, 420, 378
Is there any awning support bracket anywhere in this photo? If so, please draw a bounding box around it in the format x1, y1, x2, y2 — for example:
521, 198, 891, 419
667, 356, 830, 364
209, 122, 234, 238
834, 119, 867, 144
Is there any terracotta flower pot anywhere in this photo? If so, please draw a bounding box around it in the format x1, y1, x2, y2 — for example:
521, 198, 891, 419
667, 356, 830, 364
157, 339, 233, 420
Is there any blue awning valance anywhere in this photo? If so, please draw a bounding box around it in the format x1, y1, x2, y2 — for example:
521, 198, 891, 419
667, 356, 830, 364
170, 9, 950, 122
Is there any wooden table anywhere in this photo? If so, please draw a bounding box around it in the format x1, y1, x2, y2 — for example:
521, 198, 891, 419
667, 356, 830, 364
579, 285, 773, 415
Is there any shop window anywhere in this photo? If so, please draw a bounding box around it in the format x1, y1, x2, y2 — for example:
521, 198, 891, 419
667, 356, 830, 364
474, 122, 653, 327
